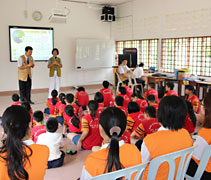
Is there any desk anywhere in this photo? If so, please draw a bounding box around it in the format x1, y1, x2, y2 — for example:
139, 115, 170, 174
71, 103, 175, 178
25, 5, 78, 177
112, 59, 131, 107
146, 75, 211, 100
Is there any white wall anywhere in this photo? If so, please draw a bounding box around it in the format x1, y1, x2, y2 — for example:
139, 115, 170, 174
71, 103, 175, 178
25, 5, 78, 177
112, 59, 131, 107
0, 0, 113, 92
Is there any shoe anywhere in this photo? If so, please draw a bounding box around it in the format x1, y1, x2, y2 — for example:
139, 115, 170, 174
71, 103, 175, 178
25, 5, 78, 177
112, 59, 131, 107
66, 148, 77, 155
29, 101, 34, 104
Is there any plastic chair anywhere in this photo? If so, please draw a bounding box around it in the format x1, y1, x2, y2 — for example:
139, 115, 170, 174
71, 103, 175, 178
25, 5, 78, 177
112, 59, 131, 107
185, 145, 211, 180
116, 71, 123, 93
91, 161, 149, 180
147, 146, 194, 180
130, 77, 144, 96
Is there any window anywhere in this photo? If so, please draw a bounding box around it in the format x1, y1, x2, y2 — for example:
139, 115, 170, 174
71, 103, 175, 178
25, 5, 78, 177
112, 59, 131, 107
116, 39, 159, 69
162, 37, 211, 76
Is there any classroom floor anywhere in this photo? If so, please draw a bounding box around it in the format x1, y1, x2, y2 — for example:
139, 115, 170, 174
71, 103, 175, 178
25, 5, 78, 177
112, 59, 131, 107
0, 85, 103, 180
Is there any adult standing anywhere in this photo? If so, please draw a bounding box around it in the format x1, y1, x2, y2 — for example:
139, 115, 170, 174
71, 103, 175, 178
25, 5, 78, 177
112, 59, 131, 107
18, 46, 35, 104
48, 48, 62, 98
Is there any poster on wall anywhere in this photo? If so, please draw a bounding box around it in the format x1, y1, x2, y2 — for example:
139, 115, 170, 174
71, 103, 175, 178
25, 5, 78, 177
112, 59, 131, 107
9, 26, 54, 62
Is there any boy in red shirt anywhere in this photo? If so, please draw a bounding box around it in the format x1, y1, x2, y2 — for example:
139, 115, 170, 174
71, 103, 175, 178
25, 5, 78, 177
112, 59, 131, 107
117, 86, 130, 109
164, 81, 178, 96
146, 94, 159, 111
130, 106, 160, 150
99, 81, 114, 107
144, 82, 159, 103
44, 89, 59, 114
31, 111, 46, 143
185, 85, 200, 114
75, 87, 89, 110
94, 92, 104, 115
114, 96, 128, 116
122, 83, 133, 99
11, 94, 21, 106
131, 93, 148, 113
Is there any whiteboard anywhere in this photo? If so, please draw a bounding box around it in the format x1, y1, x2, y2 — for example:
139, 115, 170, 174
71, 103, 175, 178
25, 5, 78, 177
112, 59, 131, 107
75, 39, 115, 70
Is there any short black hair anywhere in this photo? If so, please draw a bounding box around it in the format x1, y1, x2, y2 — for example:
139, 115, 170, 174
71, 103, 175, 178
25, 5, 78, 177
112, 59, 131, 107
11, 94, 19, 102
185, 85, 195, 92
115, 96, 124, 106
51, 89, 58, 98
25, 46, 33, 51
52, 48, 59, 55
146, 94, 155, 103
128, 101, 140, 114
157, 96, 187, 130
119, 87, 126, 95
139, 63, 144, 67
148, 82, 155, 89
94, 92, 104, 103
51, 98, 57, 105
77, 87, 85, 92
46, 118, 58, 133
33, 111, 44, 122
145, 106, 156, 118
103, 81, 109, 88
64, 105, 74, 117
166, 82, 174, 90
65, 93, 74, 103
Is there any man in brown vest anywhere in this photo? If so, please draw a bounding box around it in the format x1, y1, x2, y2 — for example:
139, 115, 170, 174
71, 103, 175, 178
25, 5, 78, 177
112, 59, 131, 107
18, 46, 35, 104
117, 59, 132, 85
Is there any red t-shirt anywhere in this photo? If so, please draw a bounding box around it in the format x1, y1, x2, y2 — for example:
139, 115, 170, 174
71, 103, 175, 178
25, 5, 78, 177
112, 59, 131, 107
140, 118, 161, 136
125, 86, 133, 99
11, 101, 21, 106
164, 90, 178, 96
61, 104, 79, 120
152, 104, 159, 112
64, 116, 81, 133
117, 94, 130, 109
46, 97, 59, 108
76, 91, 89, 107
117, 106, 128, 116
144, 89, 159, 103
136, 99, 148, 113
97, 103, 104, 115
31, 125, 46, 143
81, 114, 103, 150
49, 104, 59, 115
186, 95, 200, 114
127, 111, 145, 132
99, 88, 114, 107
183, 114, 195, 134
59, 104, 66, 116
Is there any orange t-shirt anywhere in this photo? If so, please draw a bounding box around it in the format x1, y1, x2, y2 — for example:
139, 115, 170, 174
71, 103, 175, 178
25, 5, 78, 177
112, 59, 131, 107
142, 128, 193, 180
81, 141, 142, 179
0, 144, 49, 180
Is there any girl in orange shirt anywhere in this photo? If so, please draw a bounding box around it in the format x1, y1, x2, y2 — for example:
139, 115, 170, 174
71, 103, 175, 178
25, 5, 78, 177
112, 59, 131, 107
0, 105, 49, 180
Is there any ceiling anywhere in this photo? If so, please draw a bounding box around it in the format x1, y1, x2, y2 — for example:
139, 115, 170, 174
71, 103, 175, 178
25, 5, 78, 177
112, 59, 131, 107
60, 0, 132, 6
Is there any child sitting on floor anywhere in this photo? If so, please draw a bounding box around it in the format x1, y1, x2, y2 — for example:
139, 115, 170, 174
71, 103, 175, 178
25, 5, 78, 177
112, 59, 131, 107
49, 98, 59, 117
130, 106, 160, 150
114, 96, 128, 116
131, 92, 148, 113
37, 118, 65, 169
117, 86, 130, 109
11, 93, 21, 106
144, 82, 159, 103
146, 94, 159, 111
75, 87, 89, 111
44, 89, 59, 114
94, 92, 104, 115
164, 81, 178, 96
31, 111, 46, 143
99, 80, 114, 107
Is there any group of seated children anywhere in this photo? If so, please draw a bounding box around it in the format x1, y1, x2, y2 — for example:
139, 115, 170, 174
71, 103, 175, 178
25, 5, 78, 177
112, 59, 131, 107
1, 80, 210, 180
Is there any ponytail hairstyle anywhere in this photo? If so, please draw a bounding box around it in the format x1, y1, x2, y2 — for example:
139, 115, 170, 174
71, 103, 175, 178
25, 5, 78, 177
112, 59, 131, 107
65, 105, 80, 129
51, 97, 57, 106
88, 100, 98, 120
0, 105, 32, 180
59, 93, 66, 105
185, 101, 196, 127
99, 107, 127, 173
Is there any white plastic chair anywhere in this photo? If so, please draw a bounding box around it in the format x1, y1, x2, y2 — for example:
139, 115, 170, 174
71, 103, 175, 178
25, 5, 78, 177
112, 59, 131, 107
185, 145, 211, 180
91, 161, 149, 180
147, 146, 194, 180
116, 72, 123, 93
130, 77, 144, 96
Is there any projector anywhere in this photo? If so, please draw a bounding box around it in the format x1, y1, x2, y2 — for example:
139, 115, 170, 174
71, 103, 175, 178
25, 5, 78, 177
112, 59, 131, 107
49, 8, 69, 23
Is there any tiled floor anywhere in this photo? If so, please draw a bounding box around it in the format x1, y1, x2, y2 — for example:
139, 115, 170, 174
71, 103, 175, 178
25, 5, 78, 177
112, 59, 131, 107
0, 85, 103, 180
